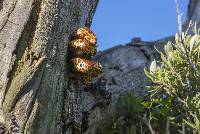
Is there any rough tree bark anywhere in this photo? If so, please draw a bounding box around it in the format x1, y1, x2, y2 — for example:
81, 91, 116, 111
0, 0, 99, 133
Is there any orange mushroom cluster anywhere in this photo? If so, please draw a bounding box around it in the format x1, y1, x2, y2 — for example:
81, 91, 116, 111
69, 27, 103, 85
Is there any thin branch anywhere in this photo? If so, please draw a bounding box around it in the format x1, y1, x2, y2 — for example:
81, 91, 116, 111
182, 122, 185, 134
175, 0, 183, 34
166, 118, 170, 134
143, 114, 156, 134
185, 20, 193, 35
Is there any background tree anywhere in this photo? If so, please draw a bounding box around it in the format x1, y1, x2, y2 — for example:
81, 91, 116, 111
0, 0, 99, 133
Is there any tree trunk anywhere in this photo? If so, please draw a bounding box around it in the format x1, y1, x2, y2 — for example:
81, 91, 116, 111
0, 0, 99, 133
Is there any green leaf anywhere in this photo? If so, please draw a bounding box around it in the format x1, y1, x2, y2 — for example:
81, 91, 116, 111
164, 41, 173, 55
168, 51, 175, 62
184, 119, 198, 130
150, 60, 157, 73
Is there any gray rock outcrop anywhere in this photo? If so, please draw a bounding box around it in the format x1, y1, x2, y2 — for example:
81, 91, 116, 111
186, 0, 200, 29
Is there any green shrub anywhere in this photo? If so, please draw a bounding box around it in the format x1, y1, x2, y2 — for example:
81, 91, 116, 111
145, 30, 200, 133
97, 95, 148, 134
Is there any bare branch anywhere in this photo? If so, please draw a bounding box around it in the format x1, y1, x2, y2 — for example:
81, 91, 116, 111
143, 114, 156, 134
175, 0, 183, 34
166, 118, 170, 134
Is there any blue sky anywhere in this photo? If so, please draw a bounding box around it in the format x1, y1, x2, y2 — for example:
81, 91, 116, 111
91, 0, 189, 50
